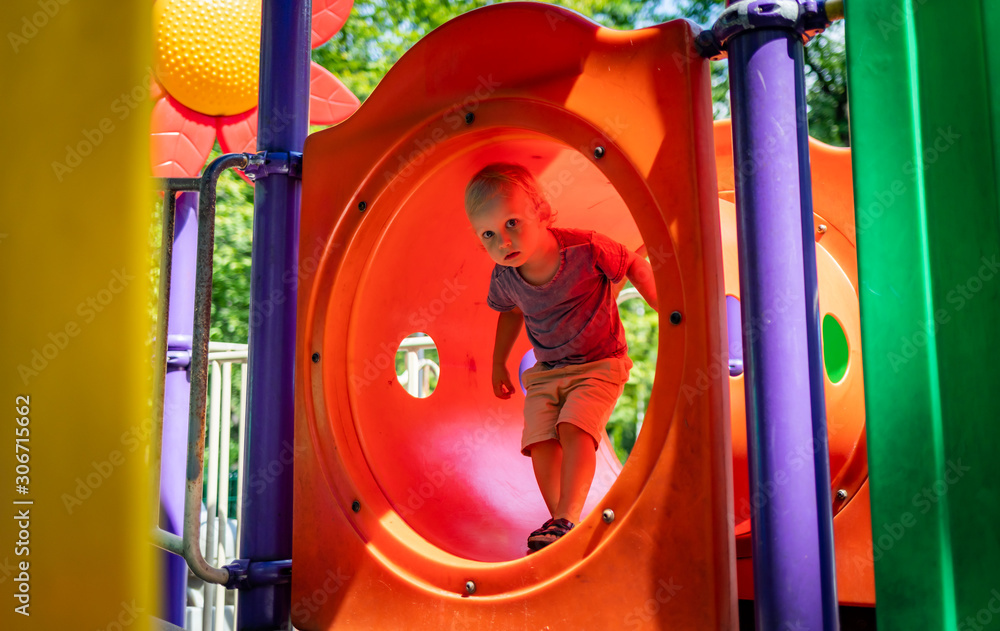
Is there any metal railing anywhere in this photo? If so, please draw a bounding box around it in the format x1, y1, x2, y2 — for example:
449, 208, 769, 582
150, 153, 266, 631
150, 155, 250, 591
396, 336, 440, 397
193, 342, 249, 631
616, 286, 641, 305
151, 153, 304, 601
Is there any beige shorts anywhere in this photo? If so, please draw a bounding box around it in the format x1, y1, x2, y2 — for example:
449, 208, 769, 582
520, 355, 633, 457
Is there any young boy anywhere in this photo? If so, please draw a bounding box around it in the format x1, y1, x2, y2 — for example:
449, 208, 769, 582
464, 162, 658, 551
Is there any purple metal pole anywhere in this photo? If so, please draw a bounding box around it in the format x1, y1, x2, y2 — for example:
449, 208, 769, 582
726, 2, 839, 629
159, 191, 198, 626
236, 0, 310, 628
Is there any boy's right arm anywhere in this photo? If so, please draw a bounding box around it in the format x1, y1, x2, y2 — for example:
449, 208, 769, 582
492, 306, 524, 399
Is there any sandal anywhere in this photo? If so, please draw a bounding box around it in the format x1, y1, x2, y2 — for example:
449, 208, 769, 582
526, 518, 556, 548
527, 518, 575, 550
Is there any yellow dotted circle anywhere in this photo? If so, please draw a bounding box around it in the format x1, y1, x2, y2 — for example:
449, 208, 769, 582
153, 0, 262, 116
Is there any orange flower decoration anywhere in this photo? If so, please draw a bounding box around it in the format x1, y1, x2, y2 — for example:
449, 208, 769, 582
150, 0, 359, 177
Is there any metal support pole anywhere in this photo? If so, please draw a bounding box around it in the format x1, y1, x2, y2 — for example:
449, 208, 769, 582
718, 1, 840, 628
150, 156, 254, 593
158, 191, 198, 626
236, 0, 310, 627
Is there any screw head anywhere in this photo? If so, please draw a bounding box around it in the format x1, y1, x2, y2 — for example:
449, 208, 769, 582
669, 311, 682, 325
836, 489, 848, 501
817, 224, 827, 234
358, 201, 367, 212
465, 112, 475, 125
602, 509, 615, 524
351, 500, 361, 512
311, 352, 320, 363
594, 146, 605, 159
465, 580, 476, 595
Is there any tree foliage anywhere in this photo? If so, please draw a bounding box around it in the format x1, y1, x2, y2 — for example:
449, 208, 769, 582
312, 0, 847, 143
607, 289, 658, 463
803, 21, 848, 145
209, 156, 255, 344
312, 0, 678, 101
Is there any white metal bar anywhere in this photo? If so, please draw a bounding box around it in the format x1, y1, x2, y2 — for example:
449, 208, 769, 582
418, 359, 440, 378
215, 362, 233, 631
203, 361, 222, 631
616, 287, 641, 305
406, 351, 420, 396
396, 337, 438, 351
233, 361, 248, 629
208, 341, 249, 351
235, 362, 247, 556
418, 358, 439, 396
206, 351, 250, 362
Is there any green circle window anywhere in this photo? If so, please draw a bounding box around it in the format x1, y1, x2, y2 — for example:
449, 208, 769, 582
822, 314, 849, 383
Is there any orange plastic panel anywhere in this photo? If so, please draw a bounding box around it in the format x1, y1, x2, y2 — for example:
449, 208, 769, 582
294, 4, 736, 629
713, 121, 874, 605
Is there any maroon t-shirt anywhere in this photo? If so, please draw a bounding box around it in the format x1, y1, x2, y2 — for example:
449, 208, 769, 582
487, 227, 630, 368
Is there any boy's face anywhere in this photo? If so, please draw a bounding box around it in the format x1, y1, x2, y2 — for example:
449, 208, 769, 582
467, 188, 548, 268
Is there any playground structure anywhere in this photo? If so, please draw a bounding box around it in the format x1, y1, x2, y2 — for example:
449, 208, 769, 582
712, 120, 874, 607
138, 1, 1000, 631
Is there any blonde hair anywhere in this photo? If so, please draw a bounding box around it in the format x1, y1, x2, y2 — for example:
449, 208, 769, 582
464, 162, 556, 226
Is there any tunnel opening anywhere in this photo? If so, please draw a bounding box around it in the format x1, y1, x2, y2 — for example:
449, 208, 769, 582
344, 130, 665, 561
395, 332, 440, 398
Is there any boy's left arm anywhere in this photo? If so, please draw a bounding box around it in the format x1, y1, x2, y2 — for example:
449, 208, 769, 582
624, 251, 659, 312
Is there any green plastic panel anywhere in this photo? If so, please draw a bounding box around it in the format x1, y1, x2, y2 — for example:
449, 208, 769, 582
822, 314, 849, 383
845, 1, 1000, 630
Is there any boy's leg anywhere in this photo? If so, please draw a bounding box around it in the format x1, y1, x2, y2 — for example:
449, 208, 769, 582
553, 423, 597, 523
528, 439, 562, 517
549, 357, 631, 524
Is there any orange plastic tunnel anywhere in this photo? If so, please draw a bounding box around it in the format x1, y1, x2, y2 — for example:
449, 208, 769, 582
292, 4, 871, 629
